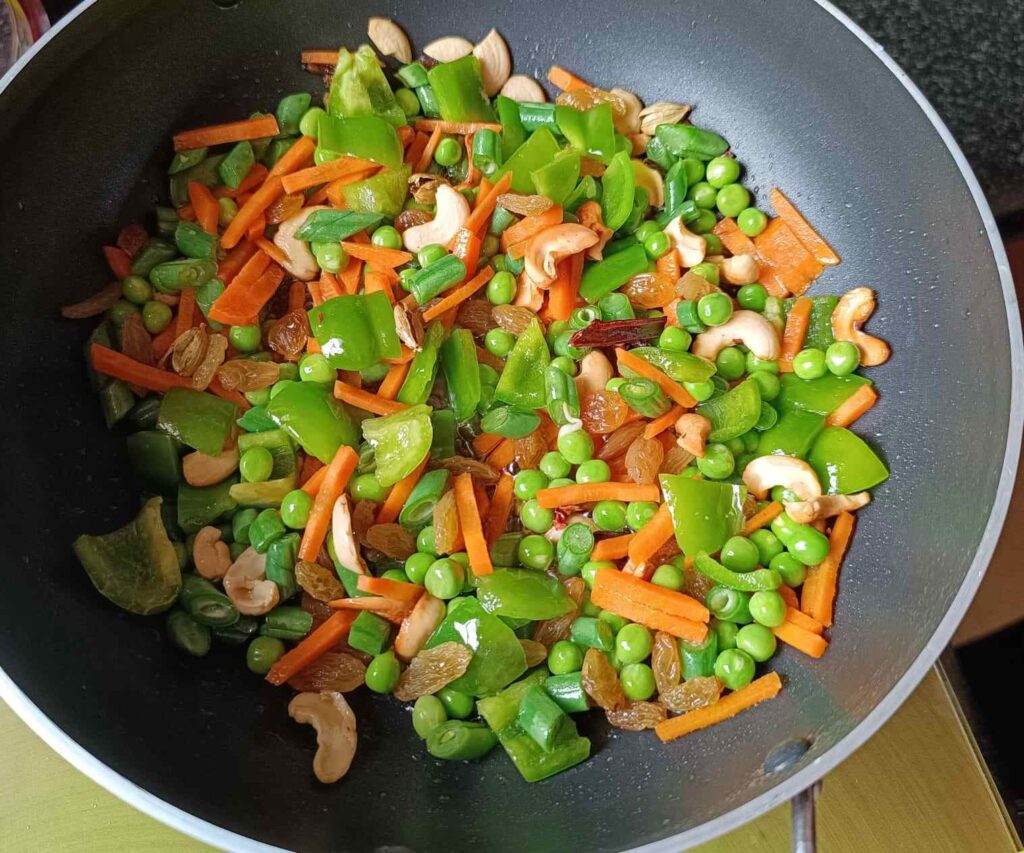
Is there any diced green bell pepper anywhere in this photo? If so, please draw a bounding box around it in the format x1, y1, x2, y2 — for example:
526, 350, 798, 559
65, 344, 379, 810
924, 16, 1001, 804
328, 45, 406, 128
555, 103, 616, 164
494, 319, 550, 410
625, 347, 717, 383
495, 94, 526, 159
265, 381, 359, 464
808, 426, 889, 495
494, 128, 560, 193
317, 114, 403, 169
340, 165, 411, 218
489, 532, 523, 569
398, 320, 445, 405
308, 291, 400, 371
477, 670, 548, 730
655, 123, 729, 160
218, 141, 255, 190
126, 431, 181, 497
600, 150, 636, 230
429, 408, 457, 460
496, 717, 590, 782
694, 553, 781, 592
660, 474, 746, 557
441, 329, 481, 422
295, 210, 385, 243
362, 404, 433, 488
177, 479, 238, 535
348, 610, 392, 656
531, 148, 580, 207
756, 410, 826, 459
775, 373, 872, 417
195, 277, 225, 330
476, 569, 575, 621
236, 405, 277, 433
543, 672, 590, 714
697, 378, 762, 441
579, 242, 647, 303
426, 54, 495, 123
157, 388, 237, 457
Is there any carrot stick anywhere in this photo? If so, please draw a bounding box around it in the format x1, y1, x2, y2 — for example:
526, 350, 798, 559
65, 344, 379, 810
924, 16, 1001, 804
547, 65, 591, 91
414, 119, 503, 135
475, 177, 493, 210
297, 445, 359, 562
90, 344, 195, 394
208, 260, 284, 326
535, 481, 661, 509
742, 501, 784, 535
288, 281, 307, 313
448, 225, 482, 269
340, 241, 413, 269
280, 156, 379, 194
626, 504, 674, 571
500, 205, 563, 253
453, 472, 494, 576
265, 611, 356, 686
778, 584, 800, 609
644, 404, 685, 440
404, 131, 430, 167
591, 580, 706, 642
300, 465, 328, 496
308, 280, 324, 306
779, 297, 812, 368
615, 347, 696, 408
772, 620, 828, 658
415, 126, 443, 173
753, 218, 824, 298
333, 381, 407, 416
328, 597, 410, 623
377, 362, 410, 401
770, 188, 840, 266
786, 607, 824, 635
364, 270, 396, 304
103, 246, 132, 279
485, 473, 515, 546
800, 511, 855, 627
208, 379, 250, 410
376, 457, 429, 524
301, 50, 339, 66
422, 267, 494, 323
246, 212, 266, 242
268, 135, 317, 177
465, 172, 512, 235
826, 385, 878, 427
383, 345, 415, 365
217, 240, 258, 284
338, 253, 363, 294
591, 534, 635, 561
486, 438, 515, 470
473, 481, 491, 524
356, 575, 425, 604
254, 236, 288, 267
173, 115, 279, 152
593, 567, 709, 622
473, 432, 504, 457
655, 672, 783, 742
221, 177, 283, 249
175, 287, 197, 337
187, 182, 219, 235
712, 217, 757, 256
545, 259, 577, 322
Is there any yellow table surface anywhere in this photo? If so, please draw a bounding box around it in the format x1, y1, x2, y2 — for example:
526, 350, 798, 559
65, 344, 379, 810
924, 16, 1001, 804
0, 668, 1018, 852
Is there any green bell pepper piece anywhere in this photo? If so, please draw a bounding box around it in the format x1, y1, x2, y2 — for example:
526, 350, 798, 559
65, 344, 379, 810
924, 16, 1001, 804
655, 123, 729, 160
340, 165, 411, 218
808, 426, 889, 494
579, 242, 647, 303
349, 610, 392, 656
660, 474, 746, 557
757, 410, 826, 459
494, 127, 560, 193
265, 531, 299, 600
177, 480, 237, 535
693, 553, 781, 592
429, 407, 457, 460
697, 379, 762, 441
555, 103, 616, 164
425, 597, 527, 697
479, 406, 540, 438
218, 141, 255, 189
785, 295, 839, 350
327, 45, 406, 128
236, 405, 277, 433
426, 54, 495, 123
73, 497, 181, 615
397, 320, 445, 405
531, 148, 580, 207
600, 150, 636, 230
477, 670, 548, 730
489, 532, 523, 569
543, 672, 590, 714
625, 347, 717, 383
518, 684, 568, 751
316, 114, 403, 169
440, 329, 481, 422
157, 388, 236, 457
775, 373, 872, 417
168, 147, 208, 175
496, 718, 591, 782
149, 259, 218, 294
126, 431, 181, 497
476, 569, 575, 621
194, 277, 225, 330
495, 94, 526, 159
563, 175, 600, 213
308, 291, 400, 370
276, 92, 312, 137
265, 381, 358, 464
494, 319, 550, 410
362, 403, 433, 487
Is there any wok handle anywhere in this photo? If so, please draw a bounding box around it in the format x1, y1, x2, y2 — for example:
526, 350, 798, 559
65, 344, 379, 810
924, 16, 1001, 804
790, 782, 820, 853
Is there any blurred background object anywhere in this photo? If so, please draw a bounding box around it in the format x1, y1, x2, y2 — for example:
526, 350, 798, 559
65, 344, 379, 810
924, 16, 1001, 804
0, 0, 49, 74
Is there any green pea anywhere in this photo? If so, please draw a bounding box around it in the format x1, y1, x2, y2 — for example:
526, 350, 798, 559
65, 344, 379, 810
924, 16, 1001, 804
680, 157, 705, 186
381, 569, 411, 583
746, 351, 778, 374
412, 695, 447, 739
229, 324, 261, 353
520, 499, 554, 533
793, 347, 828, 380
546, 320, 571, 348
619, 662, 656, 700
592, 500, 627, 532
787, 527, 830, 566
750, 529, 785, 565
278, 363, 298, 382
540, 451, 572, 480
486, 269, 517, 305
416, 526, 438, 556
716, 184, 751, 218
691, 208, 718, 234
825, 341, 860, 376
417, 243, 447, 268
720, 535, 760, 572
548, 477, 575, 489
437, 686, 475, 719
697, 443, 734, 480
705, 156, 741, 188
269, 379, 294, 399
581, 560, 615, 588
279, 489, 312, 529
737, 207, 768, 237
371, 225, 403, 250
141, 300, 173, 333
311, 240, 346, 273
218, 197, 238, 227
246, 636, 286, 674
651, 562, 685, 590
434, 136, 462, 167
514, 469, 549, 501
425, 558, 465, 600
748, 369, 780, 401
749, 590, 787, 628
578, 591, 602, 618
485, 328, 515, 357
714, 648, 755, 690
600, 610, 630, 634
394, 87, 421, 118
548, 640, 584, 675
697, 292, 733, 327
240, 446, 274, 483
365, 651, 401, 693
741, 430, 760, 452
626, 500, 659, 530
576, 459, 611, 484
643, 231, 671, 260
405, 551, 435, 584
557, 429, 594, 465
122, 275, 152, 305
615, 624, 653, 665
518, 534, 555, 570
350, 472, 389, 503
689, 181, 718, 209
703, 233, 723, 255
735, 623, 776, 662
549, 355, 577, 376
716, 346, 747, 380
297, 352, 334, 384
633, 221, 660, 243
299, 106, 326, 138
108, 300, 139, 326
736, 283, 767, 311
658, 326, 691, 353
684, 378, 716, 402
690, 262, 720, 286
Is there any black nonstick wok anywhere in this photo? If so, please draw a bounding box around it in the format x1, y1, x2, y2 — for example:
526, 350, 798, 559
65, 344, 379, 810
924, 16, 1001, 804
0, 1, 1020, 851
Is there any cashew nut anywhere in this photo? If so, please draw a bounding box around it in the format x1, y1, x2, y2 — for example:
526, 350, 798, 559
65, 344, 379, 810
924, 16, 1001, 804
513, 274, 544, 312
609, 88, 643, 135
664, 215, 707, 268
401, 184, 470, 254
394, 593, 446, 660
524, 224, 599, 287
473, 29, 511, 97
288, 691, 357, 784
675, 413, 712, 458
423, 36, 473, 62
367, 17, 411, 63
274, 205, 328, 281
332, 495, 368, 575
692, 310, 781, 361
182, 446, 239, 487
717, 253, 760, 285
639, 101, 692, 136
223, 547, 279, 615
500, 74, 546, 103
742, 455, 822, 502
631, 159, 664, 209
575, 350, 614, 398
832, 287, 890, 367
193, 526, 232, 580
786, 492, 871, 524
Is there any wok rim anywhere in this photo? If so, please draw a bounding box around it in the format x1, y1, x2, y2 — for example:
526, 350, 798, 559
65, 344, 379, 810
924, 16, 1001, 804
1, 1, 1021, 851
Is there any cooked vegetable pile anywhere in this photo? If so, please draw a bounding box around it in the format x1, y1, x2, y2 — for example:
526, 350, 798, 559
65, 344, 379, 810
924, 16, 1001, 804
65, 19, 890, 784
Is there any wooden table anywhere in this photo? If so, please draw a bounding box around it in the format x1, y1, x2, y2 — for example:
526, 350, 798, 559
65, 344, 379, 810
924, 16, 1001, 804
0, 668, 1017, 852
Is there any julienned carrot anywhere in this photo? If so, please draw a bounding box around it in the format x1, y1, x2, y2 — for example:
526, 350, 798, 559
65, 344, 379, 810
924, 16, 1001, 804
356, 575, 424, 604
223, 247, 272, 294
415, 126, 443, 173
208, 261, 284, 326
188, 182, 219, 235
473, 481, 491, 525
265, 611, 356, 686
268, 134, 317, 178
547, 65, 591, 91
770, 188, 840, 266
486, 438, 515, 470
535, 481, 661, 509
712, 217, 757, 256
801, 511, 855, 627
786, 607, 824, 635
655, 672, 783, 743
772, 620, 828, 658
592, 567, 709, 623
545, 253, 584, 322
404, 131, 430, 168
742, 501, 784, 535
308, 280, 324, 306
254, 236, 288, 267
177, 204, 196, 222
209, 379, 250, 410
333, 381, 406, 416
340, 241, 413, 269
826, 384, 878, 427
485, 473, 515, 546
500, 205, 563, 253
414, 119, 503, 135
338, 253, 363, 294
422, 267, 495, 323
364, 270, 396, 304
376, 457, 429, 524
779, 297, 812, 367
103, 246, 132, 280
778, 584, 799, 609
329, 597, 411, 624
301, 50, 339, 66
644, 404, 685, 440
91, 344, 194, 394
377, 361, 410, 401
453, 473, 494, 577
280, 156, 379, 194
221, 177, 284, 249
753, 218, 824, 298
465, 172, 512, 235
175, 287, 197, 337
591, 583, 707, 643
626, 503, 674, 572
297, 445, 359, 562
383, 345, 415, 365
473, 432, 504, 457
173, 115, 279, 152
449, 226, 482, 271
475, 177, 493, 210
300, 465, 328, 496
288, 280, 306, 313
615, 347, 697, 408
590, 534, 635, 561
246, 213, 266, 242
218, 240, 258, 284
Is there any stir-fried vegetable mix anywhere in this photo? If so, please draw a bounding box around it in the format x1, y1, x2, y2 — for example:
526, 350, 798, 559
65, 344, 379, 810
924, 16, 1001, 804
66, 18, 890, 784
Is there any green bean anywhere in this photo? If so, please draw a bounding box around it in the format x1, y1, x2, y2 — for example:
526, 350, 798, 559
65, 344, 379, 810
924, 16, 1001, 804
570, 616, 615, 652
570, 306, 601, 330
518, 685, 567, 751
149, 259, 218, 293
259, 606, 313, 641
597, 292, 635, 321
415, 84, 441, 118
155, 206, 180, 238
644, 135, 675, 170
409, 255, 467, 304
131, 238, 177, 277
544, 365, 581, 426
617, 378, 671, 418
174, 221, 217, 260
166, 609, 211, 656
399, 469, 450, 528
211, 615, 260, 646
655, 123, 729, 160
426, 721, 498, 761
557, 522, 595, 577
168, 147, 208, 175
489, 205, 518, 236
218, 141, 255, 190
680, 630, 719, 679
472, 129, 503, 176
275, 92, 312, 137
706, 585, 753, 623
480, 405, 542, 438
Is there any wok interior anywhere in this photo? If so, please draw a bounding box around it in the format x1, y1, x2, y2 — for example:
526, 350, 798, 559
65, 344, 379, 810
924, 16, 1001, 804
0, 1, 1013, 850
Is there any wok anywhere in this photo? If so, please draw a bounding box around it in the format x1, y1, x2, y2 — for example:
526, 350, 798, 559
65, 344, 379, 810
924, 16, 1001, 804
0, 1, 1020, 850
